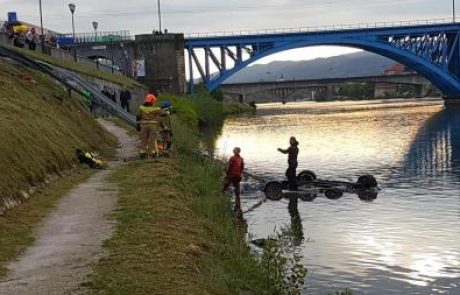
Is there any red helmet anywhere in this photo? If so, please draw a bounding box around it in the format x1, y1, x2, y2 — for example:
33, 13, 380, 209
145, 93, 157, 104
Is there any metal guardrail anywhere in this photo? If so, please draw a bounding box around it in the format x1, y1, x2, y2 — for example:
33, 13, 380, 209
0, 34, 124, 75
0, 45, 136, 126
186, 18, 455, 38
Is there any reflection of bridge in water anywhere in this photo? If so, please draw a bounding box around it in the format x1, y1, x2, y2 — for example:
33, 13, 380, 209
404, 108, 460, 179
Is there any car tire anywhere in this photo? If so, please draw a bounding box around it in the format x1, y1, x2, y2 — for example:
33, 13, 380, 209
297, 170, 317, 183
264, 181, 283, 201
357, 175, 378, 189
325, 189, 343, 199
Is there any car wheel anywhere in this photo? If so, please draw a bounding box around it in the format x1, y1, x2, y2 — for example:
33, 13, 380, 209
264, 182, 283, 201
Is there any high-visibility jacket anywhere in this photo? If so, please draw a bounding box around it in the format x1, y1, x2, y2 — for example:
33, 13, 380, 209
85, 152, 103, 166
136, 104, 163, 124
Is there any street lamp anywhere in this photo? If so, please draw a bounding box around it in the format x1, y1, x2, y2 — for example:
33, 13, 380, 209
120, 42, 129, 76
38, 0, 45, 53
68, 3, 76, 42
92, 21, 99, 68
110, 35, 114, 74
92, 21, 98, 42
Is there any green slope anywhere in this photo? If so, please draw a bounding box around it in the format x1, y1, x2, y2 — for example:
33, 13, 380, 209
0, 58, 116, 205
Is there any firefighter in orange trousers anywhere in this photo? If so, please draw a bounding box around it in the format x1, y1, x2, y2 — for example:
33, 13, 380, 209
136, 93, 164, 159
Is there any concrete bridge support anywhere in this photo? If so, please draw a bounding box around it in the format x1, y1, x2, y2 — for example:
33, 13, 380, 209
75, 34, 186, 95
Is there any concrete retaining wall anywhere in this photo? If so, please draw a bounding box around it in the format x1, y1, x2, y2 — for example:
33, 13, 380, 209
0, 33, 10, 45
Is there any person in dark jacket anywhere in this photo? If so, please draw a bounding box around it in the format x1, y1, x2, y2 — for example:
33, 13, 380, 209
223, 147, 245, 211
278, 136, 299, 191
101, 86, 116, 103
120, 88, 131, 112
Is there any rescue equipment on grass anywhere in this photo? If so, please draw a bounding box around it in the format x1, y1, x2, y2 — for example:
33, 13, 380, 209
76, 149, 104, 169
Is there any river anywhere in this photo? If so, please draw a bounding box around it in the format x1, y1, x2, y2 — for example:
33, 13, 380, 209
213, 98, 460, 295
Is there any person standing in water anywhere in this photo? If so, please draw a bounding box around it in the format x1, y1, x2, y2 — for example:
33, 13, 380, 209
278, 136, 299, 191
223, 147, 245, 212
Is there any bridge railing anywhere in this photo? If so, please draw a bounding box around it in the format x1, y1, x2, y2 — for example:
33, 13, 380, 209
186, 18, 454, 38
57, 30, 133, 45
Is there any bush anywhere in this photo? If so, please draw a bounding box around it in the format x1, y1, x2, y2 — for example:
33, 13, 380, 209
257, 227, 308, 295
223, 101, 256, 115
170, 117, 199, 153
159, 94, 199, 128
191, 89, 224, 126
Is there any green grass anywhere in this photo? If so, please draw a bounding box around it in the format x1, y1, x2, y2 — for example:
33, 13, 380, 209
85, 90, 276, 294
223, 101, 256, 115
10, 46, 142, 88
85, 155, 275, 295
0, 169, 94, 277
0, 58, 116, 208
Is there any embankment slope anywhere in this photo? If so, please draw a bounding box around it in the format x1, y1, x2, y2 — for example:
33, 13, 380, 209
0, 58, 115, 212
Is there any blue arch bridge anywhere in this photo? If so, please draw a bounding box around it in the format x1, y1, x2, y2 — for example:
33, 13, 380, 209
185, 20, 460, 102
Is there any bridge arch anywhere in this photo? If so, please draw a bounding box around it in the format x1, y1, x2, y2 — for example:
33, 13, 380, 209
203, 38, 460, 97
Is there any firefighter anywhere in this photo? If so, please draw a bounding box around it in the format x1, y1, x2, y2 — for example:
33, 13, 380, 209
136, 93, 163, 159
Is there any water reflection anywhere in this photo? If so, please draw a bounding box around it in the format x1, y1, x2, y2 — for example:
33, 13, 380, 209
215, 100, 460, 294
288, 196, 304, 246
404, 108, 460, 180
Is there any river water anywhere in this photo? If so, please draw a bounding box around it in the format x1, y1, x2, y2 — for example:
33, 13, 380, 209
213, 99, 460, 295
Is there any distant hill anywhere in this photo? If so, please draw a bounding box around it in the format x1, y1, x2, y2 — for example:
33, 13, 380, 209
224, 51, 396, 84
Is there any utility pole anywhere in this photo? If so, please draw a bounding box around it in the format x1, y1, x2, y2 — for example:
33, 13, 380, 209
454, 0, 457, 22
39, 0, 45, 53
157, 0, 162, 32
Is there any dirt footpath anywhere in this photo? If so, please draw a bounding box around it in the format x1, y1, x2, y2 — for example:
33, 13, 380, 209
0, 119, 137, 295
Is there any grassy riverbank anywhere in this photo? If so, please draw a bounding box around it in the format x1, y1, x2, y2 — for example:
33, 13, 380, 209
0, 60, 115, 207
86, 155, 274, 294
0, 58, 116, 276
85, 95, 291, 294
0, 59, 115, 206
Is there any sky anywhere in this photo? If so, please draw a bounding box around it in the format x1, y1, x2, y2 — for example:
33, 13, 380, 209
0, 0, 456, 63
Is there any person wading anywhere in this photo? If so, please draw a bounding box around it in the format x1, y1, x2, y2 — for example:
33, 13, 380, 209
278, 136, 299, 190
223, 147, 245, 212
136, 93, 163, 159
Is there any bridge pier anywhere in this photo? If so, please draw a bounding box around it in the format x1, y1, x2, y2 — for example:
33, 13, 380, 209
75, 34, 186, 94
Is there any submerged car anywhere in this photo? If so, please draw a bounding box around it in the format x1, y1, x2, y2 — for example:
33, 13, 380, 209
263, 170, 379, 201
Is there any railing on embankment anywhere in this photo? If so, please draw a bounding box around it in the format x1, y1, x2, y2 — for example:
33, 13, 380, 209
0, 32, 123, 76
0, 45, 136, 126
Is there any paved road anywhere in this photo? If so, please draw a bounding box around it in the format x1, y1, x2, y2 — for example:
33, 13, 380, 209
0, 120, 137, 295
